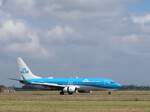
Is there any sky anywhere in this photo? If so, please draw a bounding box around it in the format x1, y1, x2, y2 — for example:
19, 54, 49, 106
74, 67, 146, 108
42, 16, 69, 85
0, 0, 150, 86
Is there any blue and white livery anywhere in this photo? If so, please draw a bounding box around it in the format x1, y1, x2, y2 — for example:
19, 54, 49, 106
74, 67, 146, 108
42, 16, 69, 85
14, 57, 122, 95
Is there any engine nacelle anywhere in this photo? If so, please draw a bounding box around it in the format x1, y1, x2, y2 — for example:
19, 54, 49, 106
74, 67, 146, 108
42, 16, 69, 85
63, 86, 76, 94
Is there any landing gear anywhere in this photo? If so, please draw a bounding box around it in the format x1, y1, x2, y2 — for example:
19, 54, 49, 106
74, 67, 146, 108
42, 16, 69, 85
68, 92, 73, 95
60, 87, 77, 95
60, 91, 64, 95
108, 91, 111, 95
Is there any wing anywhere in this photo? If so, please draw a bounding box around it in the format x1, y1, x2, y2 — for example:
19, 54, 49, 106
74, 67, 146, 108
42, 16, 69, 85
30, 82, 66, 89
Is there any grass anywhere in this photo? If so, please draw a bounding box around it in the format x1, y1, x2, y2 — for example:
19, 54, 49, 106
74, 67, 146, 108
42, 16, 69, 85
0, 91, 150, 112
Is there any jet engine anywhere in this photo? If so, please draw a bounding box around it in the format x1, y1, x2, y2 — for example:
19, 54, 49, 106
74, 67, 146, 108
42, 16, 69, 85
63, 86, 76, 94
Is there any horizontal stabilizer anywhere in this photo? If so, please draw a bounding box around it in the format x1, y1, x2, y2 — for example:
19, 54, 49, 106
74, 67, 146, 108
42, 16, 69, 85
8, 78, 26, 84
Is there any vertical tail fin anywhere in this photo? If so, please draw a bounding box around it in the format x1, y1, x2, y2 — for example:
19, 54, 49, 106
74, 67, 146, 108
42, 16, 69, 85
17, 57, 40, 80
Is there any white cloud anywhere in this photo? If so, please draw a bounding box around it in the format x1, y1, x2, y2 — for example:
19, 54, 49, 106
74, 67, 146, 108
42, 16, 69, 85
47, 25, 74, 40
0, 19, 27, 38
2, 0, 129, 21
121, 34, 140, 44
132, 14, 150, 24
0, 19, 49, 57
111, 33, 150, 57
4, 34, 49, 57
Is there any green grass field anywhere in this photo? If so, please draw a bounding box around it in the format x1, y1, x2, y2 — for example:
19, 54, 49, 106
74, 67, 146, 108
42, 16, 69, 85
0, 91, 150, 112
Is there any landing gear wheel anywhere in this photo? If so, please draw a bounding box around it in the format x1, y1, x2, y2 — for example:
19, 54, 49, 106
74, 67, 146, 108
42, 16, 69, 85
108, 91, 111, 95
68, 92, 73, 95
60, 91, 64, 95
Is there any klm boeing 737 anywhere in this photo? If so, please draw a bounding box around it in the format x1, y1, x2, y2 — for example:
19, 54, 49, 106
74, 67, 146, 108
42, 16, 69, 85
11, 57, 122, 95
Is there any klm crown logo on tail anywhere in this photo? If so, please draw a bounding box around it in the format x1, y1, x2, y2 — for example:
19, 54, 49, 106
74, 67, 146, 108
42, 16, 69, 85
19, 68, 29, 74
17, 57, 40, 80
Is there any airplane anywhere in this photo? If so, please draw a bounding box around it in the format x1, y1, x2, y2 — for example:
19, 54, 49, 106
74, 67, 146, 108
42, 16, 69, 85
11, 57, 122, 95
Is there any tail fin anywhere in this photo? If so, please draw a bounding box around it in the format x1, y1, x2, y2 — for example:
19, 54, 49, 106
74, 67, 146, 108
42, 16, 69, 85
17, 57, 40, 80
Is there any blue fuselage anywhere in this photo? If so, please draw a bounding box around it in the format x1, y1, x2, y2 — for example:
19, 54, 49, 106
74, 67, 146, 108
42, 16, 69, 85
27, 77, 122, 90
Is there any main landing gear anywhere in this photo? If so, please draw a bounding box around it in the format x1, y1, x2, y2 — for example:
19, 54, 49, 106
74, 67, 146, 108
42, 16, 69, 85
60, 91, 64, 95
59, 91, 74, 95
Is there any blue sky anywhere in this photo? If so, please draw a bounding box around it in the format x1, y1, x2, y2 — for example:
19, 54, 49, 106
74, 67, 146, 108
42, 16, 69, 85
1, 0, 150, 86
129, 0, 150, 14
